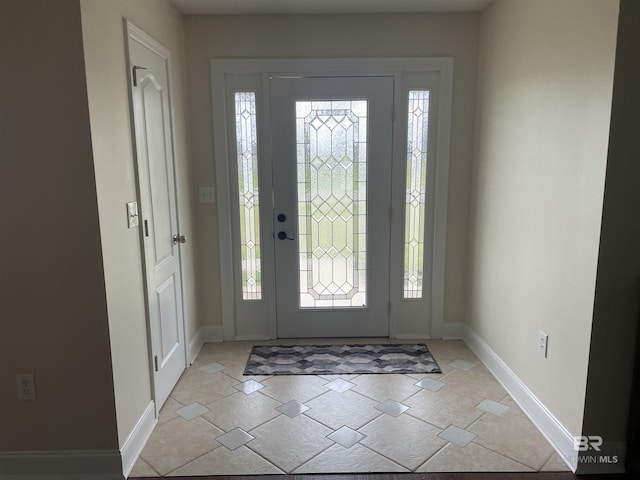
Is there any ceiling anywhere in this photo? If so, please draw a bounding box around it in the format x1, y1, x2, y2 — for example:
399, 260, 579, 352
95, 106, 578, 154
170, 0, 493, 15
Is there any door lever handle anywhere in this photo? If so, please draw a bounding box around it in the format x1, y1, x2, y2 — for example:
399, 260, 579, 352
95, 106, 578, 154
277, 231, 294, 241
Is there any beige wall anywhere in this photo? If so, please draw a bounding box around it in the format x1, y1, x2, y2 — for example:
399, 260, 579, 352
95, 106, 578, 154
80, 0, 197, 447
0, 0, 118, 451
185, 13, 480, 328
467, 0, 619, 434
582, 0, 639, 456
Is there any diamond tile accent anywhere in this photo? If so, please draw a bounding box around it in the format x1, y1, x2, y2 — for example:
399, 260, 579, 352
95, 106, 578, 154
175, 402, 210, 421
325, 378, 356, 393
375, 399, 409, 417
216, 427, 254, 450
438, 425, 476, 447
414, 377, 445, 392
199, 362, 225, 374
477, 399, 510, 416
234, 379, 264, 394
327, 426, 365, 449
449, 359, 477, 371
276, 399, 309, 418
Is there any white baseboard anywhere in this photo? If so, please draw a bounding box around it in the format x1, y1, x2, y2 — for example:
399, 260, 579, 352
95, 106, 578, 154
442, 322, 465, 339
235, 334, 271, 341
0, 450, 123, 480
393, 334, 432, 340
120, 401, 156, 478
461, 325, 578, 472
188, 325, 224, 364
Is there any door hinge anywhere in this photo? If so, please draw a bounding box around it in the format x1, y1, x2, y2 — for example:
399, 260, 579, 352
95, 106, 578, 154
154, 355, 159, 372
132, 65, 147, 87
144, 219, 149, 237
389, 207, 393, 223
388, 302, 392, 315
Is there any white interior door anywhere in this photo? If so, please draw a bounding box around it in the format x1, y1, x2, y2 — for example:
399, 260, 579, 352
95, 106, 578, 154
128, 25, 186, 410
270, 76, 394, 338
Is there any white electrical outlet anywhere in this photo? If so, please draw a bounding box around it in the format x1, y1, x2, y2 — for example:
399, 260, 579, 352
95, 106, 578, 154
538, 331, 548, 358
16, 374, 36, 400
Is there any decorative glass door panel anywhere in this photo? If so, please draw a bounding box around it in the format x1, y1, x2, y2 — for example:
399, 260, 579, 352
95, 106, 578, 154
271, 76, 393, 338
297, 100, 368, 308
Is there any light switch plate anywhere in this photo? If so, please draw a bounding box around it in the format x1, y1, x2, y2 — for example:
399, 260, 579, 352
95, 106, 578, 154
127, 201, 139, 228
199, 186, 215, 204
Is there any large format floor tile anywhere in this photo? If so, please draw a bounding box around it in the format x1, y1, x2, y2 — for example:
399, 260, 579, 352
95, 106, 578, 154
468, 411, 555, 470
169, 369, 238, 406
259, 374, 329, 403
418, 442, 535, 472
436, 368, 507, 403
350, 373, 423, 402
168, 446, 283, 476
202, 390, 281, 432
304, 389, 381, 429
247, 414, 333, 472
404, 388, 484, 429
139, 417, 223, 475
293, 443, 410, 473
129, 339, 568, 476
359, 412, 447, 470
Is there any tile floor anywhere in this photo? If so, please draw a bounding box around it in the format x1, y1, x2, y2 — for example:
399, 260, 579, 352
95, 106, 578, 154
130, 339, 571, 477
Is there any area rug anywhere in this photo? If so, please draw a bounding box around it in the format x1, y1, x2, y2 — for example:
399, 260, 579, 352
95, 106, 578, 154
243, 343, 441, 375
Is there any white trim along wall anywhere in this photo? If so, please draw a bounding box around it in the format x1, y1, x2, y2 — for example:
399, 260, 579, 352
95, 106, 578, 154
443, 323, 619, 474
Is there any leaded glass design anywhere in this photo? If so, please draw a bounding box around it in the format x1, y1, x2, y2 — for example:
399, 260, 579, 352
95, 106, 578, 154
403, 90, 430, 298
296, 100, 368, 308
235, 92, 262, 300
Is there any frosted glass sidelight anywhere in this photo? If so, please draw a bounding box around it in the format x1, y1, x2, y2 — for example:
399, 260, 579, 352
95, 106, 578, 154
235, 92, 262, 300
403, 90, 430, 299
296, 100, 368, 308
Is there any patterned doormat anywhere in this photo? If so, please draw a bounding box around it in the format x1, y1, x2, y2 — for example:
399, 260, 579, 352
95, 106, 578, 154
243, 343, 441, 375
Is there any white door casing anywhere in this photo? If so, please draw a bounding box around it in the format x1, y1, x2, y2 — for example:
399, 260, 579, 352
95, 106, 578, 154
211, 58, 453, 341
270, 76, 394, 337
127, 23, 187, 411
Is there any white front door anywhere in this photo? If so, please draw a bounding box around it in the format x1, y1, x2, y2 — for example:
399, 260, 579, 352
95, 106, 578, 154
212, 58, 453, 341
128, 25, 186, 410
270, 77, 394, 337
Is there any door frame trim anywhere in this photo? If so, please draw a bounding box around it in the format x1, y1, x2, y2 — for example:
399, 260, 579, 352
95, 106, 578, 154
211, 57, 453, 340
125, 21, 189, 413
